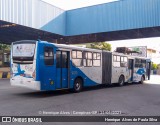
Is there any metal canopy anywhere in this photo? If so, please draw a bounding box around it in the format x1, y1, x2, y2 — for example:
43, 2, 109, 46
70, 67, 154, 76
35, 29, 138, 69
58, 26, 160, 44
0, 20, 62, 44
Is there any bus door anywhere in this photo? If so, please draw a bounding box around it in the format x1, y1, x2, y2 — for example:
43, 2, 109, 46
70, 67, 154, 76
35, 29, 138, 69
146, 61, 151, 80
56, 51, 70, 89
128, 59, 134, 81
42, 46, 55, 90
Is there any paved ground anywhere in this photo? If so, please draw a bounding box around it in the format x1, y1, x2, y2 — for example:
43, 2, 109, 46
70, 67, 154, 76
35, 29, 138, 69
144, 75, 160, 84
0, 75, 160, 125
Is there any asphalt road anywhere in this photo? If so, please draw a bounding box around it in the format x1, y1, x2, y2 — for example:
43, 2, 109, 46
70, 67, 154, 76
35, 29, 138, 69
0, 76, 160, 125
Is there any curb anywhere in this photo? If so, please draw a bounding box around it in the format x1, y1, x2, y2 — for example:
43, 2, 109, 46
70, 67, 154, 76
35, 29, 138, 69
0, 71, 10, 79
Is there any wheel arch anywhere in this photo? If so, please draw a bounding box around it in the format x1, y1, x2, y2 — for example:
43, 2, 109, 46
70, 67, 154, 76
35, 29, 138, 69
119, 74, 125, 82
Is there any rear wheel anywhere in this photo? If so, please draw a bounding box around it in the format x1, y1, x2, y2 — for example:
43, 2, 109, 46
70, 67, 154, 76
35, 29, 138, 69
118, 75, 125, 86
73, 78, 83, 92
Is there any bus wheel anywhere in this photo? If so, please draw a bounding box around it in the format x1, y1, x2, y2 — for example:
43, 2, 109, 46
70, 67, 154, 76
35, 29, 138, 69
73, 78, 83, 92
140, 76, 144, 84
118, 75, 124, 86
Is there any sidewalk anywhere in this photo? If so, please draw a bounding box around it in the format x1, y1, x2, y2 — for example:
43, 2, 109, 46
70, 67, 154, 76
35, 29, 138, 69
144, 75, 160, 84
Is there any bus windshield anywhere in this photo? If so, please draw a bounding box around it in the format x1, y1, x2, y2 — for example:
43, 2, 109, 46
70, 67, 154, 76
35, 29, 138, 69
12, 41, 36, 63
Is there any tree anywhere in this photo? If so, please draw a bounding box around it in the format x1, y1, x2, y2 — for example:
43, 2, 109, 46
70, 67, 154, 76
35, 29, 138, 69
151, 62, 158, 70
0, 43, 11, 67
87, 42, 111, 51
0, 43, 11, 51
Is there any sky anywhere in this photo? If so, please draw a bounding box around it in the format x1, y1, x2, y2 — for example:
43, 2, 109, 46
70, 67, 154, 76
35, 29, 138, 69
42, 0, 160, 64
42, 0, 118, 10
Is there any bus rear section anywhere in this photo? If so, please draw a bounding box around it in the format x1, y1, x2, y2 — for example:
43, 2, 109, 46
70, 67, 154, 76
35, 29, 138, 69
10, 40, 40, 90
133, 58, 151, 83
111, 54, 151, 86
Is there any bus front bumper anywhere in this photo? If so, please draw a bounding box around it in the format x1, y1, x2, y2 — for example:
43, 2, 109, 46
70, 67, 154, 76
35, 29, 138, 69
10, 79, 41, 90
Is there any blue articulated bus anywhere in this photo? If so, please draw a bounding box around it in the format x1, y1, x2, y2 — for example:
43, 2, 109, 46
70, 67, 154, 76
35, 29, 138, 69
10, 40, 151, 92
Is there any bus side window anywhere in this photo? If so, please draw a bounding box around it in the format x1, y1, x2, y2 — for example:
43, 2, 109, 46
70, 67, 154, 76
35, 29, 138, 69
135, 59, 146, 68
120, 56, 127, 67
44, 47, 54, 66
141, 60, 146, 68
113, 55, 120, 67
135, 59, 139, 68
83, 51, 92, 67
72, 50, 83, 67
93, 52, 101, 66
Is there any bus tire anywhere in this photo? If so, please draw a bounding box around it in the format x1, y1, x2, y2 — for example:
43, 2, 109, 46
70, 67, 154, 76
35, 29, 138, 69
140, 76, 145, 84
118, 75, 125, 86
73, 77, 83, 93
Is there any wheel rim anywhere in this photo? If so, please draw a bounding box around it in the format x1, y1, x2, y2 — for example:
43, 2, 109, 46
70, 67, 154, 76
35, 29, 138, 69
75, 82, 80, 90
120, 80, 123, 85
119, 77, 124, 85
